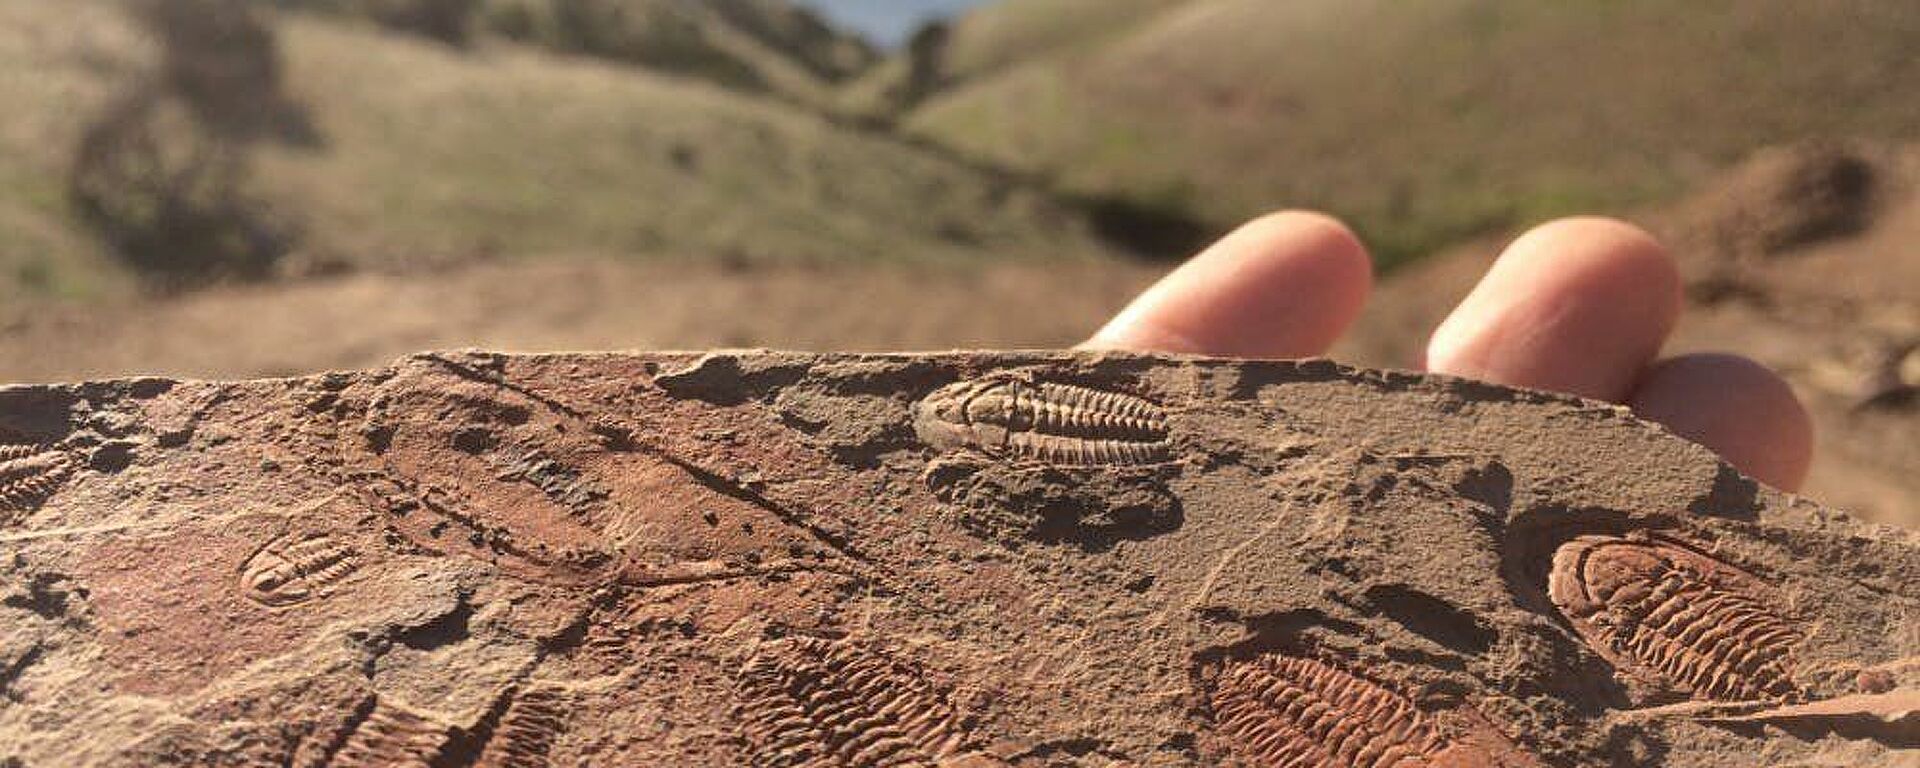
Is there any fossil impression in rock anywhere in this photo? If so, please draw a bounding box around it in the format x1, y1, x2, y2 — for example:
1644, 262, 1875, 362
239, 532, 361, 607
914, 375, 1171, 465
734, 636, 978, 767
0, 443, 73, 518
468, 684, 572, 768
1548, 535, 1803, 702
1207, 654, 1540, 768
329, 697, 453, 767
1, 352, 1913, 767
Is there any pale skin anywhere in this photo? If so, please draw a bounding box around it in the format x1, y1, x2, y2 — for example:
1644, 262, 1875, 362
1085, 213, 1814, 492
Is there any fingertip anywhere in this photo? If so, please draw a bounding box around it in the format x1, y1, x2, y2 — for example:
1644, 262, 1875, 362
1236, 210, 1374, 285
1088, 210, 1373, 358
1630, 353, 1814, 491
1427, 217, 1682, 401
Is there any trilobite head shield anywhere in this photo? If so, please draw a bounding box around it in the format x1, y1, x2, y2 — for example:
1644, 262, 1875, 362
914, 378, 1018, 453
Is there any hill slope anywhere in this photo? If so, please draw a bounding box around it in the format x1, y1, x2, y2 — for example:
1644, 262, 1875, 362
257, 13, 1109, 268
0, 0, 1120, 302
935, 0, 1186, 83
276, 0, 880, 107
907, 0, 1920, 265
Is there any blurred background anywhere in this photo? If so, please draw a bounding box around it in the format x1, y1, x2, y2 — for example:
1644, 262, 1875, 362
0, 0, 1912, 525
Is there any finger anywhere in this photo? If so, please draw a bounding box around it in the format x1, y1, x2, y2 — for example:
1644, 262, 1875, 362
1426, 217, 1682, 402
1629, 353, 1814, 491
1084, 211, 1373, 358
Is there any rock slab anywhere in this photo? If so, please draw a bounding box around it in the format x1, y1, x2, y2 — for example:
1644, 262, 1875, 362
0, 351, 1914, 767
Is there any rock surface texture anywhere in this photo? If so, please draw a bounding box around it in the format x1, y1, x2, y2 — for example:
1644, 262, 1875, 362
0, 351, 1914, 767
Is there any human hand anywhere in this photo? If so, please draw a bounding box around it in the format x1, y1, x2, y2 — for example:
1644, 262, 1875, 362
1085, 212, 1813, 491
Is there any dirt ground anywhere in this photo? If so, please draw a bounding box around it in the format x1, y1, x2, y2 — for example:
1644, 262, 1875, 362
2, 145, 1912, 529
0, 259, 1162, 382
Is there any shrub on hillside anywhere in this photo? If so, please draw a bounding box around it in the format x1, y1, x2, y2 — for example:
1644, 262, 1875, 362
138, 0, 303, 141
481, 0, 767, 92
360, 0, 480, 45
69, 0, 304, 289
705, 0, 876, 82
268, 0, 480, 46
71, 94, 290, 289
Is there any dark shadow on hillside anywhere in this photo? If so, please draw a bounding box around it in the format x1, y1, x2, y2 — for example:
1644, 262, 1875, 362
150, 0, 322, 146
69, 0, 319, 292
268, 0, 480, 47
1073, 194, 1213, 262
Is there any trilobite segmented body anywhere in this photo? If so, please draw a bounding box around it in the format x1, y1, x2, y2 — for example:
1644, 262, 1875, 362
0, 444, 74, 514
239, 533, 359, 607
914, 376, 1170, 465
333, 698, 450, 767
475, 686, 571, 768
1208, 655, 1537, 768
1548, 535, 1802, 702
735, 637, 973, 767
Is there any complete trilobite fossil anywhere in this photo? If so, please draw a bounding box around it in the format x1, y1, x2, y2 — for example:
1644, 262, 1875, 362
1548, 535, 1803, 702
239, 532, 360, 607
1207, 654, 1539, 768
914, 375, 1170, 466
0, 443, 74, 515
734, 637, 983, 767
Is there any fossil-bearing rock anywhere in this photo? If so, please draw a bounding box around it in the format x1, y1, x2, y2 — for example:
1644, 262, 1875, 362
1548, 535, 1804, 703
1, 351, 1914, 766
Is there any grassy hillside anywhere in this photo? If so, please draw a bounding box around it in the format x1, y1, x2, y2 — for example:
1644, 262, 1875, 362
256, 14, 1108, 267
0, 0, 152, 302
471, 0, 876, 107
908, 0, 1920, 265
937, 0, 1185, 82
835, 0, 1185, 118
272, 0, 879, 108
0, 0, 1119, 302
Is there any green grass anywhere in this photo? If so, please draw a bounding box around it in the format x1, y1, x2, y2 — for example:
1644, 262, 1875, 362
0, 0, 1121, 300
0, 0, 151, 302
258, 15, 1112, 267
908, 0, 1920, 267
938, 0, 1189, 83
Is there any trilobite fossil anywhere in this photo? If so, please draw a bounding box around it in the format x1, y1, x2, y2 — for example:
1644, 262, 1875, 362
0, 443, 74, 514
734, 637, 978, 767
472, 685, 571, 768
1548, 535, 1802, 702
1207, 654, 1539, 768
330, 697, 451, 767
239, 532, 360, 607
914, 375, 1170, 466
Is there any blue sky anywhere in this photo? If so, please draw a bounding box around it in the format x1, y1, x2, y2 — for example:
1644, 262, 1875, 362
797, 0, 988, 48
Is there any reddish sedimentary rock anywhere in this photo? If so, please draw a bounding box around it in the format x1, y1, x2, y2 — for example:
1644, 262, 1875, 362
1548, 535, 1803, 703
1, 351, 1913, 766
1207, 653, 1541, 767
